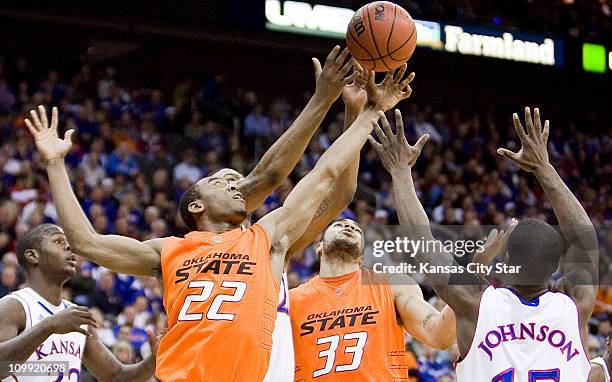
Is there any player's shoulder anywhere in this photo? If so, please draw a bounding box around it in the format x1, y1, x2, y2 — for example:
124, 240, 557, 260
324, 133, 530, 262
375, 271, 421, 299
551, 276, 595, 316
288, 277, 317, 301
249, 223, 271, 241
0, 294, 27, 327
157, 235, 192, 255
143, 237, 165, 253
361, 268, 391, 284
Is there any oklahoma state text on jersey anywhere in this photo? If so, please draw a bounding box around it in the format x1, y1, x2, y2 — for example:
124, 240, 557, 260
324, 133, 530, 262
156, 224, 279, 382
290, 269, 409, 382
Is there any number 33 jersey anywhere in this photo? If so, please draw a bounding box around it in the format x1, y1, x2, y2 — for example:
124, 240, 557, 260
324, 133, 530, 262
156, 224, 279, 382
289, 269, 409, 381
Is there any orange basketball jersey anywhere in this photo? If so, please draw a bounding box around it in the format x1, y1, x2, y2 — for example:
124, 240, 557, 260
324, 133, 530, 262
156, 224, 279, 382
290, 269, 410, 382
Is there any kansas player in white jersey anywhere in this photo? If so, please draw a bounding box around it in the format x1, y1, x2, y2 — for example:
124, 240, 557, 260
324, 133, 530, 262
455, 286, 588, 380
0, 224, 157, 381
1, 288, 87, 382
373, 107, 597, 381
264, 272, 294, 381
589, 331, 611, 382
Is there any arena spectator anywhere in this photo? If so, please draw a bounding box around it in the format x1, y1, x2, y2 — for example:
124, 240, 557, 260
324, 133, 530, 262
106, 142, 139, 178
173, 150, 201, 184
0, 266, 19, 297
91, 271, 124, 316
418, 345, 454, 382
112, 340, 136, 365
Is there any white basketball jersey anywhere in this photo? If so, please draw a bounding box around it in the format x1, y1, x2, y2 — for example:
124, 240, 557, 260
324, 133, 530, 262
1, 288, 86, 382
263, 272, 295, 382
590, 357, 611, 382
456, 286, 589, 382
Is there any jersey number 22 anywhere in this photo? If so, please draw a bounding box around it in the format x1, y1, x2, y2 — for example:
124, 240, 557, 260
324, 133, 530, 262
178, 280, 247, 321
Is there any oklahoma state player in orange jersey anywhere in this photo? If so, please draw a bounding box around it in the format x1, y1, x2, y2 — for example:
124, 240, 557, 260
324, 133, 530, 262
290, 219, 457, 382
28, 53, 417, 381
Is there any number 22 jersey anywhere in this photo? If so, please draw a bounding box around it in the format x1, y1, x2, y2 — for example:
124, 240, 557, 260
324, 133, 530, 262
155, 224, 279, 382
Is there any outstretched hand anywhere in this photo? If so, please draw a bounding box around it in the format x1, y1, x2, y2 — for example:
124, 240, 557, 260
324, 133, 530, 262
341, 61, 368, 113
473, 218, 517, 267
365, 64, 415, 112
368, 109, 428, 174
25, 105, 74, 164
313, 46, 357, 104
497, 107, 550, 173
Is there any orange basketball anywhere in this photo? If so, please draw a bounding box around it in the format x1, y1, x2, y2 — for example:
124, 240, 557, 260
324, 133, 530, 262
346, 1, 417, 72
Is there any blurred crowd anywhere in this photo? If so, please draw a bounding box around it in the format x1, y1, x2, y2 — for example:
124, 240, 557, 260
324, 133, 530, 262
0, 56, 610, 381
394, 0, 611, 42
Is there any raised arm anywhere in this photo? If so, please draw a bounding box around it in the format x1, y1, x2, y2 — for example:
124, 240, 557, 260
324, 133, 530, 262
370, 110, 486, 303
286, 65, 368, 258
260, 67, 415, 279
82, 328, 160, 382
390, 274, 456, 349
371, 110, 485, 357
497, 108, 597, 309
238, 46, 356, 212
26, 106, 162, 277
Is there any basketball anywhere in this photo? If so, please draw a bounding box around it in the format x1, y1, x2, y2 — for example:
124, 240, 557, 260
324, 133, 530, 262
346, 1, 417, 71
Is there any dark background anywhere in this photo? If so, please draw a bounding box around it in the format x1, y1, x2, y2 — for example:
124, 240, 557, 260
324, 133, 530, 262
0, 0, 609, 130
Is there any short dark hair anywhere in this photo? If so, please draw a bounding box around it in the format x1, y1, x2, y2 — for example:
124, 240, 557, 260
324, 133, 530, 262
179, 183, 201, 231
16, 224, 62, 269
506, 218, 563, 281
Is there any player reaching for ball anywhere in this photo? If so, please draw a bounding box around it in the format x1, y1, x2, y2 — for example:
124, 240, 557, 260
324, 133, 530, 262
0, 224, 159, 382
371, 108, 597, 381
207, 47, 369, 382
193, 46, 362, 381
26, 56, 415, 381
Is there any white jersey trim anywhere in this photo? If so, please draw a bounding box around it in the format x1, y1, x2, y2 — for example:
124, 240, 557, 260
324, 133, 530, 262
590, 356, 611, 382
549, 289, 590, 365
